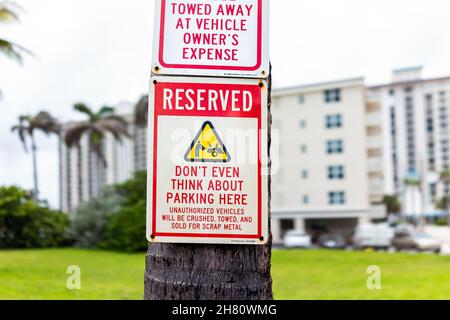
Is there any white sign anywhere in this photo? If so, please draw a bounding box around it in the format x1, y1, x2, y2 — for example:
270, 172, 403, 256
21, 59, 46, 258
146, 76, 269, 244
151, 0, 270, 78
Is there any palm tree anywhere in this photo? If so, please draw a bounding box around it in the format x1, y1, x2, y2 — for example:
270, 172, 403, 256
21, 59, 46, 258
11, 111, 60, 201
0, 1, 31, 63
64, 103, 130, 165
134, 95, 148, 128
64, 104, 130, 198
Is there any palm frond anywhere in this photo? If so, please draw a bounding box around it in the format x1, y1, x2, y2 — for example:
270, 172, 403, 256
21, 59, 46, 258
11, 124, 28, 152
96, 119, 130, 142
64, 123, 92, 147
66, 105, 130, 166
88, 129, 107, 166
31, 111, 61, 134
74, 103, 95, 120
0, 1, 21, 23
98, 106, 115, 117
11, 111, 60, 153
103, 114, 128, 127
0, 38, 32, 65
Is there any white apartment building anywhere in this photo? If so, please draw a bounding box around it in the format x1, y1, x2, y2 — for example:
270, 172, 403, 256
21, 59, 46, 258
271, 78, 385, 243
368, 67, 450, 218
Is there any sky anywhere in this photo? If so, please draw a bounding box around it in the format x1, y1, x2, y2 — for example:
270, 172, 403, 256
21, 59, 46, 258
1, 0, 450, 208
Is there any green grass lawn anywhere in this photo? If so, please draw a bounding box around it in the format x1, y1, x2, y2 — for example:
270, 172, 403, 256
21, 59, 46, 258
0, 248, 449, 300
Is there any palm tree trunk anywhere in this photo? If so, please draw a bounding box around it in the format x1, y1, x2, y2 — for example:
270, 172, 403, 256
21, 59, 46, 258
145, 71, 273, 300
31, 134, 39, 201
145, 243, 272, 300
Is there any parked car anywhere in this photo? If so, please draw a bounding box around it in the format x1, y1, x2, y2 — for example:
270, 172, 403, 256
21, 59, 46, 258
353, 223, 394, 250
318, 234, 346, 249
392, 227, 441, 253
284, 230, 312, 248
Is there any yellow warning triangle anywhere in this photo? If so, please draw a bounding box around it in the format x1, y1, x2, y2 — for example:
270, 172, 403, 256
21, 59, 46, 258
184, 121, 231, 163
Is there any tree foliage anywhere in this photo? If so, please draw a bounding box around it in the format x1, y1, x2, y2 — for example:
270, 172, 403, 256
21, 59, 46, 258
382, 194, 401, 215
0, 186, 69, 248
436, 196, 449, 211
68, 186, 122, 248
100, 171, 147, 252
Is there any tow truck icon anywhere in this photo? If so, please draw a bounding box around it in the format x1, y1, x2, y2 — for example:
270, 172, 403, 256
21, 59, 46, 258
195, 142, 224, 158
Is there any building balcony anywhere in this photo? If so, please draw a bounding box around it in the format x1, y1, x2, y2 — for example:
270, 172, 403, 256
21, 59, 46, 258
368, 158, 383, 172
366, 101, 381, 112
370, 194, 384, 204
366, 112, 382, 127
366, 136, 383, 150
369, 179, 385, 194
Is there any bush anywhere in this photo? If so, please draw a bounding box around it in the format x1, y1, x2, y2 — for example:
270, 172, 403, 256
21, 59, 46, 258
68, 186, 122, 248
100, 200, 147, 252
100, 171, 147, 252
0, 186, 69, 248
435, 218, 449, 226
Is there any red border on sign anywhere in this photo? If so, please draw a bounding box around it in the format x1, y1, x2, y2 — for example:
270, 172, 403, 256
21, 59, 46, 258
158, 0, 263, 71
151, 82, 263, 240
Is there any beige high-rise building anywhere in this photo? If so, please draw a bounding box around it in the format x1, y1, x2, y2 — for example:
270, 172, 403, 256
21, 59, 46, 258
271, 78, 385, 243
368, 67, 450, 218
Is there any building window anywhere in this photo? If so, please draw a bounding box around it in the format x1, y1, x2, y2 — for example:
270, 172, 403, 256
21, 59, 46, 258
390, 106, 399, 191
299, 120, 306, 129
439, 103, 449, 168
328, 165, 345, 179
425, 94, 435, 170
302, 195, 309, 205
326, 114, 342, 129
405, 95, 416, 172
439, 91, 447, 103
325, 89, 341, 103
326, 140, 344, 154
328, 191, 346, 205
301, 170, 308, 179
300, 145, 307, 154
298, 95, 305, 104
389, 89, 395, 96
430, 183, 437, 201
